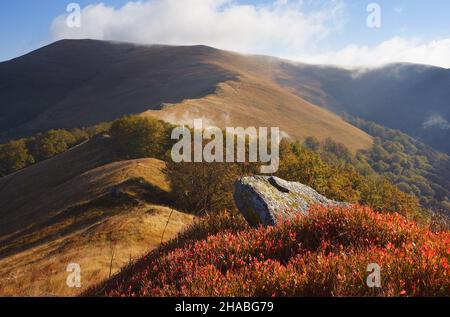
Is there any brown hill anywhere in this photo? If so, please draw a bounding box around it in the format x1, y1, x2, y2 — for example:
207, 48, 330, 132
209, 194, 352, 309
0, 136, 193, 296
0, 39, 372, 152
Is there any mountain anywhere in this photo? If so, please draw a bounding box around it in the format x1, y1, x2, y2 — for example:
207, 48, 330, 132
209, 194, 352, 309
267, 62, 450, 154
0, 40, 234, 138
0, 135, 193, 296
0, 39, 373, 152
2, 40, 449, 155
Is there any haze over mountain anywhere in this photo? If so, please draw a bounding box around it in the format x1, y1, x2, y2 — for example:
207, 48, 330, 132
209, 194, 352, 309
271, 62, 450, 154
0, 39, 449, 154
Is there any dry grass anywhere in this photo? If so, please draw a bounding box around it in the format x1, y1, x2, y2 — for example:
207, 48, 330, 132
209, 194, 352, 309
143, 76, 373, 153
0, 140, 194, 296
0, 135, 169, 239
0, 205, 193, 297
0, 135, 115, 237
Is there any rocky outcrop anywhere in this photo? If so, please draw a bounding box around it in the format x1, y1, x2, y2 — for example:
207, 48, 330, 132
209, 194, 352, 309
234, 176, 343, 227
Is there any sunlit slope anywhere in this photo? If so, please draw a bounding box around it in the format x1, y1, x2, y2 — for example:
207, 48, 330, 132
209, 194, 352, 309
0, 204, 193, 297
144, 75, 373, 152
0, 40, 234, 138
0, 135, 116, 236
0, 40, 372, 152
0, 137, 193, 296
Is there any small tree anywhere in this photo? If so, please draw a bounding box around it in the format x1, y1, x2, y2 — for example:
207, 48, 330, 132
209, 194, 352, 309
166, 161, 241, 215
110, 116, 172, 160
0, 140, 34, 176
32, 129, 77, 160
303, 136, 321, 152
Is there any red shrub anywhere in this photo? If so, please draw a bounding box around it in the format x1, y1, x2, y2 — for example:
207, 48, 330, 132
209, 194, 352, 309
88, 205, 450, 297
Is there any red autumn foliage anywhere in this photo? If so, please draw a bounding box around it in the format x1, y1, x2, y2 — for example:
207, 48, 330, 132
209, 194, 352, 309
87, 205, 450, 297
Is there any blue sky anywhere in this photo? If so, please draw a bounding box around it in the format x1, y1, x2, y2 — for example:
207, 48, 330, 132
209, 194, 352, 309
1, 0, 450, 67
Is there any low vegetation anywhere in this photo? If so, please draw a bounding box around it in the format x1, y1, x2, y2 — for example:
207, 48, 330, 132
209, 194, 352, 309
87, 206, 449, 297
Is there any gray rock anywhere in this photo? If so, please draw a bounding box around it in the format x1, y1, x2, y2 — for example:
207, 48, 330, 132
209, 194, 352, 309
234, 176, 343, 227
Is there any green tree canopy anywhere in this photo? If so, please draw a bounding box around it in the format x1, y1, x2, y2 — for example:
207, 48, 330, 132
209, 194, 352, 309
31, 129, 77, 161
0, 140, 34, 177
110, 116, 172, 160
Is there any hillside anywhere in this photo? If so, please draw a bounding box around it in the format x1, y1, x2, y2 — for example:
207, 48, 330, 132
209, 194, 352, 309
0, 39, 449, 297
0, 39, 373, 153
0, 40, 234, 139
0, 136, 194, 296
0, 135, 115, 236
87, 205, 449, 297
143, 76, 372, 152
204, 53, 450, 154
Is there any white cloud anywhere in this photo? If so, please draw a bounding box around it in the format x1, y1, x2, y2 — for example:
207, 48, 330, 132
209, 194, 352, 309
51, 1, 450, 69
423, 114, 450, 130
296, 37, 450, 69
51, 0, 345, 56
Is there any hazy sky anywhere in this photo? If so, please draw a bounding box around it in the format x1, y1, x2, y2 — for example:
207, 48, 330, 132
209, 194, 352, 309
1, 0, 450, 67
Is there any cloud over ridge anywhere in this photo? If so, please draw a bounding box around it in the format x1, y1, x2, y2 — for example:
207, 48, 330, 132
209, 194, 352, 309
51, 0, 450, 68
297, 37, 450, 68
51, 0, 344, 56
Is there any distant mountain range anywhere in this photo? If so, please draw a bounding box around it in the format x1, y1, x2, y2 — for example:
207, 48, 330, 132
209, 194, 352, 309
0, 39, 449, 154
272, 61, 450, 154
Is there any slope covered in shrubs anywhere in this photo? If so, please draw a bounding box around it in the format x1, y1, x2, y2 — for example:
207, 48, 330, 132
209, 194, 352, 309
345, 115, 450, 215
87, 206, 449, 297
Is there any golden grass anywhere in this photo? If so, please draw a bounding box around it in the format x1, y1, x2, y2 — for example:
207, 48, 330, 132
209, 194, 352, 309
0, 205, 193, 297
143, 75, 373, 153
136, 42, 373, 153
0, 143, 194, 297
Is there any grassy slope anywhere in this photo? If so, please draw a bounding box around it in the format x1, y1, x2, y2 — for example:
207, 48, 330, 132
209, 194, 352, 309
1, 40, 372, 153
144, 76, 372, 153
0, 137, 193, 296
0, 205, 192, 296
143, 48, 373, 153
0, 135, 115, 236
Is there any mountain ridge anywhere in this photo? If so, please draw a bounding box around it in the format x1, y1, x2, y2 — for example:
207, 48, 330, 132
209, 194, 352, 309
1, 39, 449, 154
0, 39, 373, 153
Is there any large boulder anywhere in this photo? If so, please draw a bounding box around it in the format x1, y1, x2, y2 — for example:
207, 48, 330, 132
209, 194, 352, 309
234, 176, 343, 227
